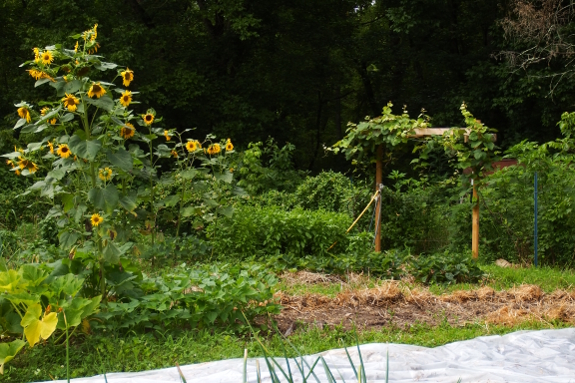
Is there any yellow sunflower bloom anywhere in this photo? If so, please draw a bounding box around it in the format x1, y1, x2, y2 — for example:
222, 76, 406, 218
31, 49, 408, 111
171, 150, 178, 158
185, 141, 198, 152
40, 107, 49, 116
207, 143, 221, 155
142, 113, 154, 125
98, 167, 113, 181
74, 41, 79, 52
225, 139, 234, 151
121, 68, 134, 87
91, 24, 98, 41
33, 47, 40, 62
17, 158, 38, 173
50, 118, 57, 125
119, 90, 132, 107
56, 144, 72, 159
47, 141, 54, 154
41, 51, 54, 65
17, 107, 31, 123
62, 93, 80, 112
120, 122, 136, 139
28, 69, 42, 80
90, 213, 103, 227
164, 130, 171, 141
87, 82, 106, 98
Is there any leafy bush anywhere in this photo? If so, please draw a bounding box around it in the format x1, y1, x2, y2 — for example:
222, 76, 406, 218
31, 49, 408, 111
408, 250, 483, 284
207, 205, 352, 260
94, 264, 279, 333
0, 191, 49, 230
293, 171, 371, 217
232, 138, 307, 195
379, 182, 451, 254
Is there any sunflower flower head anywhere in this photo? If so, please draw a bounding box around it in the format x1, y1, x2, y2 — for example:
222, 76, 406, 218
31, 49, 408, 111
225, 139, 234, 151
90, 213, 103, 227
56, 144, 72, 159
41, 51, 54, 66
120, 122, 136, 140
91, 24, 98, 41
40, 107, 49, 116
207, 143, 221, 155
87, 82, 106, 98
142, 113, 154, 125
17, 107, 31, 123
119, 90, 132, 107
74, 41, 79, 53
62, 93, 80, 112
50, 118, 57, 125
163, 130, 171, 141
33, 47, 40, 62
98, 167, 113, 181
47, 141, 54, 154
121, 68, 134, 87
185, 140, 198, 152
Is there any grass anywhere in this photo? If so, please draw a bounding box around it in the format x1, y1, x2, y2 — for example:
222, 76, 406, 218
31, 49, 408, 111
7, 320, 570, 383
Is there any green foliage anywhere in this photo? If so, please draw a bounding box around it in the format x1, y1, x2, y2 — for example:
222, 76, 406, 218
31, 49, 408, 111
293, 171, 371, 217
95, 264, 279, 333
408, 251, 483, 285
333, 102, 429, 164
0, 190, 49, 230
208, 205, 352, 261
232, 138, 306, 195
416, 104, 501, 184
0, 262, 100, 373
379, 180, 451, 254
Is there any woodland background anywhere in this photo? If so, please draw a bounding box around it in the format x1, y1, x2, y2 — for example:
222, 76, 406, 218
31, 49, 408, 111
1, 0, 572, 174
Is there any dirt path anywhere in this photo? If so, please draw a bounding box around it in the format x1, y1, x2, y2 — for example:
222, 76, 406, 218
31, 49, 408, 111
274, 278, 575, 333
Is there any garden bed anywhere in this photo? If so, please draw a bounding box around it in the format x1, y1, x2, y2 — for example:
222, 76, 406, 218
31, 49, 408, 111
274, 272, 575, 333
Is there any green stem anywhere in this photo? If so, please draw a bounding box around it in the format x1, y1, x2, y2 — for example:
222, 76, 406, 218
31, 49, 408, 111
148, 129, 156, 247
175, 178, 187, 238
63, 312, 70, 383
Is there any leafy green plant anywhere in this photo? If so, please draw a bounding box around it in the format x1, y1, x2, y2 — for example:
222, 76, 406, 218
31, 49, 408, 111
407, 250, 483, 285
0, 262, 100, 374
232, 138, 307, 195
208, 205, 352, 261
94, 264, 279, 333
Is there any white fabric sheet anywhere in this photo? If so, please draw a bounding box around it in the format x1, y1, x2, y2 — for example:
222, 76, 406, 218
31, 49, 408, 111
43, 328, 575, 383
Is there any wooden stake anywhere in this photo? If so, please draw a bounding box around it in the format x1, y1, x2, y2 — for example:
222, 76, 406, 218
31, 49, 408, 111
375, 144, 383, 253
472, 183, 479, 259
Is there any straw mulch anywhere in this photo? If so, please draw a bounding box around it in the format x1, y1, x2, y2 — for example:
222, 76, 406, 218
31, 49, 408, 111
274, 276, 575, 333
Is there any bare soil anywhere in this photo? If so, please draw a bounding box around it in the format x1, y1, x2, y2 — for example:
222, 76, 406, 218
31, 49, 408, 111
273, 273, 575, 334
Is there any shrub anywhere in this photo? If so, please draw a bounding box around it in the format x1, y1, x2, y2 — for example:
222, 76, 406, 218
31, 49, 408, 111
407, 250, 483, 284
293, 171, 371, 217
207, 205, 352, 260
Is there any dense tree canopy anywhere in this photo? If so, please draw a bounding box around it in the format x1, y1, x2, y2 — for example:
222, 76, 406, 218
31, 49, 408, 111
1, 0, 573, 171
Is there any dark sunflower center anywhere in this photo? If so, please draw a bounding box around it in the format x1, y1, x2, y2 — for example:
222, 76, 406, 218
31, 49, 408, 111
62, 147, 69, 153
145, 115, 152, 121
93, 85, 101, 92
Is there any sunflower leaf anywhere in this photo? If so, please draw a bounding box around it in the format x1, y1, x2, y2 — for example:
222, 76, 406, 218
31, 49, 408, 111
59, 231, 80, 250
13, 118, 26, 130
105, 148, 133, 172
85, 95, 114, 112
63, 80, 83, 95
35, 78, 52, 87
102, 241, 121, 264
88, 185, 119, 213
69, 135, 102, 161
94, 61, 118, 71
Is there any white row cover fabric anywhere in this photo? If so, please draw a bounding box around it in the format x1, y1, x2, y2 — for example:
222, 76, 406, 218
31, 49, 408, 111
45, 328, 575, 383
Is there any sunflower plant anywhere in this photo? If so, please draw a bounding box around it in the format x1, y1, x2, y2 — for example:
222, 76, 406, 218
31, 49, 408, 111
0, 25, 165, 303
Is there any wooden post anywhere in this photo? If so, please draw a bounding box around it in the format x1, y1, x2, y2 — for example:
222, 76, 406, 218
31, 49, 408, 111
375, 144, 383, 252
472, 182, 479, 259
